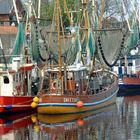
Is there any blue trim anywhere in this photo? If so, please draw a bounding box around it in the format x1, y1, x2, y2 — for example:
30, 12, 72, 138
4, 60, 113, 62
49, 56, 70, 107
38, 88, 119, 107
119, 84, 140, 89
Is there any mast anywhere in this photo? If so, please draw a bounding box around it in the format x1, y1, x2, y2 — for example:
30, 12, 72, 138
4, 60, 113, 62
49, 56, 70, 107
56, 0, 62, 76
12, 0, 19, 24
56, 0, 63, 94
38, 0, 41, 19
138, 0, 140, 40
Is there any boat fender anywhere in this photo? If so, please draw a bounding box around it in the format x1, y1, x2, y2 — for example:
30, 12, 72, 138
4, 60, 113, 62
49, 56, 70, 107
76, 101, 84, 108
31, 102, 38, 108
33, 96, 39, 103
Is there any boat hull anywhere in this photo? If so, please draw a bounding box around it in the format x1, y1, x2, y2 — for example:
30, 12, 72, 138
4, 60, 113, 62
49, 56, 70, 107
37, 86, 119, 114
0, 96, 34, 113
37, 103, 116, 124
118, 77, 140, 94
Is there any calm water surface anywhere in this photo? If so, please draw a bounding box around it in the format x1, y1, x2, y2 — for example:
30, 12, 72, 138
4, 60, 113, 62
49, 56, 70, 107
1, 95, 140, 140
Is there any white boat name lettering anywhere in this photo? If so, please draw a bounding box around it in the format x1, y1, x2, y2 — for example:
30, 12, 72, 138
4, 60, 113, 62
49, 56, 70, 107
64, 98, 77, 102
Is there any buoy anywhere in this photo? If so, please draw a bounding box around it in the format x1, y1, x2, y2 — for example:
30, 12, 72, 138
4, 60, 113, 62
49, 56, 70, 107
31, 102, 38, 108
31, 115, 37, 123
76, 101, 84, 108
77, 119, 84, 126
33, 96, 39, 103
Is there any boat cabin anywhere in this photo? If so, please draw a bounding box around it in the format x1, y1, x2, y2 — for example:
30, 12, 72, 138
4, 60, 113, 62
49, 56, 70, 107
0, 57, 34, 96
42, 64, 88, 95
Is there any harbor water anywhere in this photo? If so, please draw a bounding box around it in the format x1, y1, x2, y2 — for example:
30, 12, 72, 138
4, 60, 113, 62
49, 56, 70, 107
0, 94, 140, 140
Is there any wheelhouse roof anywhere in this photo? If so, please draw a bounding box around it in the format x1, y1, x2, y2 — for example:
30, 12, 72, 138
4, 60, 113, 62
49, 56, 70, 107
46, 64, 87, 73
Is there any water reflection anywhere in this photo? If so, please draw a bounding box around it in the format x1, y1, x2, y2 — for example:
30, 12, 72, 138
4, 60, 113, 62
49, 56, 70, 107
116, 96, 140, 140
33, 104, 118, 140
0, 111, 35, 140
1, 96, 140, 140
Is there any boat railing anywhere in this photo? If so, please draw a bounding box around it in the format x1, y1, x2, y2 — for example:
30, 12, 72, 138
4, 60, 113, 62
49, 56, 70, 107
41, 75, 117, 96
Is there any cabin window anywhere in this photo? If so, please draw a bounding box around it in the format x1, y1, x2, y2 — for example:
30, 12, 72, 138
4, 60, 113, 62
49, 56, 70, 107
74, 71, 81, 81
3, 76, 9, 84
19, 73, 22, 81
13, 75, 15, 82
128, 63, 133, 66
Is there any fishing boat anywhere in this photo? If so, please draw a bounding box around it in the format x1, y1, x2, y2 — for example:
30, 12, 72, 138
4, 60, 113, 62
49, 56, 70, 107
0, 4, 40, 113
0, 27, 37, 113
112, 0, 140, 94
114, 53, 140, 95
29, 0, 125, 114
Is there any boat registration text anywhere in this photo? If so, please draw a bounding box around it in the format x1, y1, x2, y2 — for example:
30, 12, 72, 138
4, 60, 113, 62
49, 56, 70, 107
64, 98, 78, 103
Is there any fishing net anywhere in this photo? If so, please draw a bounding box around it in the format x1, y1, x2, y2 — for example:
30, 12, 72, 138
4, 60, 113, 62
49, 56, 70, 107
9, 23, 26, 63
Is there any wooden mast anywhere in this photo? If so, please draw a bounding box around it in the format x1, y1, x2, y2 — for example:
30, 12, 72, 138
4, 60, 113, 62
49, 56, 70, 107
56, 0, 63, 94
56, 0, 62, 74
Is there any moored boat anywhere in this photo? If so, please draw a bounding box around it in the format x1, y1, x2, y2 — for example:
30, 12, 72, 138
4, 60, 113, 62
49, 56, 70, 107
36, 68, 118, 114
30, 0, 123, 114
0, 62, 35, 113
113, 55, 140, 95
0, 21, 38, 113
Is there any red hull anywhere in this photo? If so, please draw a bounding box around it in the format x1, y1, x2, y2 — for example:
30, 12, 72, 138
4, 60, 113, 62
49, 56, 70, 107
123, 77, 140, 85
0, 96, 34, 113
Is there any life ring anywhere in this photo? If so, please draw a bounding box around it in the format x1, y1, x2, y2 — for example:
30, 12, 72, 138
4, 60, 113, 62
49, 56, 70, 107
50, 80, 61, 93
51, 81, 56, 91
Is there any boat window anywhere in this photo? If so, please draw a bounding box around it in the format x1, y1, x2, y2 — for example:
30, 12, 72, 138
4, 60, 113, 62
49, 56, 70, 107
128, 63, 133, 66
16, 73, 18, 82
74, 71, 81, 81
3, 76, 9, 84
13, 75, 15, 82
19, 73, 22, 81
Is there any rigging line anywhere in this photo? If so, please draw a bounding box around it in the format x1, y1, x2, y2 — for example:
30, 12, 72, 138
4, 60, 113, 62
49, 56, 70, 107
63, 0, 71, 25
129, 0, 139, 21
121, 0, 131, 31
115, 0, 125, 29
48, 1, 57, 53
